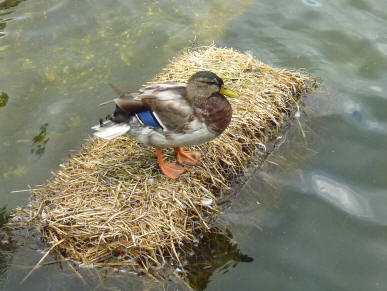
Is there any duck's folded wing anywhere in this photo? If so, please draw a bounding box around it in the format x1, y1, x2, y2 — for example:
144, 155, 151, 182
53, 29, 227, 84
140, 94, 194, 132
139, 82, 186, 95
113, 82, 187, 115
114, 97, 149, 114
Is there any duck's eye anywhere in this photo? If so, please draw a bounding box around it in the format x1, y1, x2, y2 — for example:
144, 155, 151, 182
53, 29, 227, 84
201, 80, 218, 85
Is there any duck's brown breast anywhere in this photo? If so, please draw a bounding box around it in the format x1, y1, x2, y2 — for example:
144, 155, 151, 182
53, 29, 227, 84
199, 93, 232, 135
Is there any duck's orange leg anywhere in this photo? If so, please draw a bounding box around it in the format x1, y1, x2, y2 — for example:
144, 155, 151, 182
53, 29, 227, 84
156, 148, 184, 179
174, 147, 201, 166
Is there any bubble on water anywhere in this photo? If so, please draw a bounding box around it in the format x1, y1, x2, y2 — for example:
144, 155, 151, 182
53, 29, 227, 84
302, 0, 322, 7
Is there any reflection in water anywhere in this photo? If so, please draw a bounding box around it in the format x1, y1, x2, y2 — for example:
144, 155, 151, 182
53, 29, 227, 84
31, 123, 49, 158
0, 0, 27, 37
312, 172, 373, 219
0, 22, 4, 38
0, 207, 8, 229
345, 100, 387, 135
302, 0, 322, 7
184, 229, 253, 291
0, 207, 16, 289
0, 92, 8, 107
0, 0, 26, 11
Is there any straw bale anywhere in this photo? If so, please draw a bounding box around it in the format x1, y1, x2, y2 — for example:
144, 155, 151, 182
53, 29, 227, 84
10, 46, 316, 274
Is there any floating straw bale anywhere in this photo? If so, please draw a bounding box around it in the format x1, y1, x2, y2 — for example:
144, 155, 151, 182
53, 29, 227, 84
10, 46, 316, 274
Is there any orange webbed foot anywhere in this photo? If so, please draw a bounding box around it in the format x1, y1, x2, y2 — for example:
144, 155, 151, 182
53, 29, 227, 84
159, 163, 184, 179
174, 147, 201, 166
156, 148, 184, 179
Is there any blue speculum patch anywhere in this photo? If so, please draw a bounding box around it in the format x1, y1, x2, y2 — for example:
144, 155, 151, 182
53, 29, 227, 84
136, 111, 162, 128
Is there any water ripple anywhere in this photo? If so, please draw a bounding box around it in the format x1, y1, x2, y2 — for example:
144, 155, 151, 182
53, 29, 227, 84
9, 0, 66, 21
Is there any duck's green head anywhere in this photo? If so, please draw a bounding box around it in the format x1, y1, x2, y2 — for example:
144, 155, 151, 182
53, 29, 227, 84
187, 71, 239, 104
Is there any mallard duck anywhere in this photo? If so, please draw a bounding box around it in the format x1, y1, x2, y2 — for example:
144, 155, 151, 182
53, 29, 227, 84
92, 71, 238, 179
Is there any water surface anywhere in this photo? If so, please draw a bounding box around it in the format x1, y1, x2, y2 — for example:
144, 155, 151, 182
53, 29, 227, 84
1, 0, 387, 290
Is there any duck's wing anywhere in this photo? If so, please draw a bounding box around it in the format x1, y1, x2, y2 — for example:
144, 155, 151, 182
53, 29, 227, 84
138, 83, 197, 132
114, 94, 150, 115
112, 82, 187, 114
138, 81, 187, 96
108, 82, 197, 133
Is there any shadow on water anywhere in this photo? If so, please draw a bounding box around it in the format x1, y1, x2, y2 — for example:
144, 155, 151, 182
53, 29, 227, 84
0, 92, 8, 107
31, 123, 49, 158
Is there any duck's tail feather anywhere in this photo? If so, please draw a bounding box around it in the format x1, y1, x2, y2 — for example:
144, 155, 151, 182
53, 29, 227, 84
92, 120, 130, 140
109, 83, 126, 96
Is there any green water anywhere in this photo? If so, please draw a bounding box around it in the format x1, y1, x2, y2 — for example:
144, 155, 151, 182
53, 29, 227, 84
1, 0, 387, 290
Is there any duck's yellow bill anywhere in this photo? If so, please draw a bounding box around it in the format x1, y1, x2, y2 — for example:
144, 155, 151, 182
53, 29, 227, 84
220, 85, 239, 98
